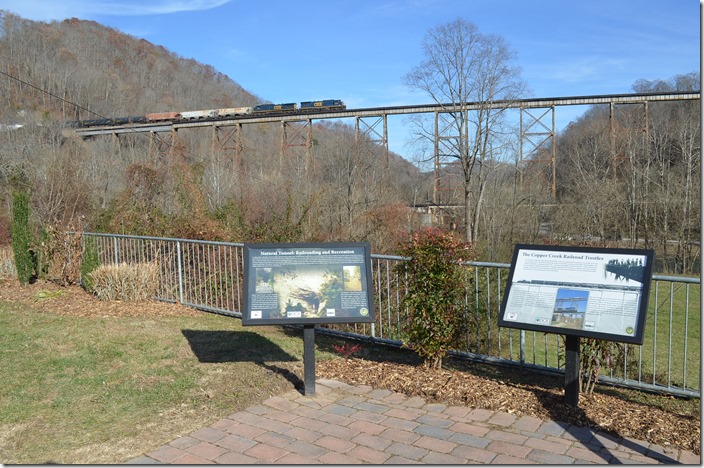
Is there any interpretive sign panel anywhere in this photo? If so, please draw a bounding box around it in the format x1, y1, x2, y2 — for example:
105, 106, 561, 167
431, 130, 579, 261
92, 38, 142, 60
498, 244, 654, 344
242, 242, 375, 326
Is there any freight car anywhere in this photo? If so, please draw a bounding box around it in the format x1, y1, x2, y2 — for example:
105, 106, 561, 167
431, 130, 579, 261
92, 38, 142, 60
72, 99, 345, 128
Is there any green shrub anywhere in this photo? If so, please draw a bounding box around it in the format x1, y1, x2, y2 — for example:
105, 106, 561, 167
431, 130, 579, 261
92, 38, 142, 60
396, 227, 473, 369
80, 238, 101, 292
11, 191, 34, 286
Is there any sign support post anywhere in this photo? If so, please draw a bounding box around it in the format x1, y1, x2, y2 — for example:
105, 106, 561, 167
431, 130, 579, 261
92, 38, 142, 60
303, 325, 316, 396
564, 335, 580, 407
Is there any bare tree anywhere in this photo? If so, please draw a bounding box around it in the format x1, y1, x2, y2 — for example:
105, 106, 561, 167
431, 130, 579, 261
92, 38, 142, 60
403, 18, 527, 242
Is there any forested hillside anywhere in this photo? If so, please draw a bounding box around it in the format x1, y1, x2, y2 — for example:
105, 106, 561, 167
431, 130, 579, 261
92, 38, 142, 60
0, 12, 699, 273
0, 12, 426, 254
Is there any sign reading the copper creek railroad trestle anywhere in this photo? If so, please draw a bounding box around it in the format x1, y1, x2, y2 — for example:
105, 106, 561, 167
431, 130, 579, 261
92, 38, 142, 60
498, 244, 654, 345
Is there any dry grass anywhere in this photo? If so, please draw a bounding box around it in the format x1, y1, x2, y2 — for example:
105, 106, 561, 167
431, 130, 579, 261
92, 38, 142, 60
0, 245, 16, 279
89, 262, 160, 301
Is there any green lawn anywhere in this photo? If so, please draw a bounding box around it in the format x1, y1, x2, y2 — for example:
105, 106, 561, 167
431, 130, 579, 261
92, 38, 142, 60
0, 300, 336, 464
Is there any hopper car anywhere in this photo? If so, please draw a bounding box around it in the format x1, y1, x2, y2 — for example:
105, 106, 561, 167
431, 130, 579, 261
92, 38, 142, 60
72, 99, 345, 128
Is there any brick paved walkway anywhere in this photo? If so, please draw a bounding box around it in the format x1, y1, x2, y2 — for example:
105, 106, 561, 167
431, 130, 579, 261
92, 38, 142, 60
127, 379, 700, 464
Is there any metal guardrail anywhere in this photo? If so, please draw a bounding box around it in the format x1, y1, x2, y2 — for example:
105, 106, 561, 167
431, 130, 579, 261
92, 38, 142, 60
80, 232, 700, 398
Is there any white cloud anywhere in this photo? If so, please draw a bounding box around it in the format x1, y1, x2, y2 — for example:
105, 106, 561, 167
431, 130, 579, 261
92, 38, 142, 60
1, 0, 232, 21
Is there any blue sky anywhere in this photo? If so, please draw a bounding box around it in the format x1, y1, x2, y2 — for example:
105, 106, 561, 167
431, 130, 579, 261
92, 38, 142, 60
1, 0, 700, 157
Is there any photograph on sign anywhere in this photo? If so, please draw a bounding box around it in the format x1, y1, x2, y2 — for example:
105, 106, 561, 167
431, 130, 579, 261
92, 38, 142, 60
498, 244, 654, 344
242, 242, 375, 326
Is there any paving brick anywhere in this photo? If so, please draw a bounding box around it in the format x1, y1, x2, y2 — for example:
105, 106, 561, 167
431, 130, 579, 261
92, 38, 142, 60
189, 427, 227, 443
624, 453, 661, 464
184, 441, 228, 461
125, 456, 159, 464
172, 453, 214, 464
492, 453, 538, 464
214, 434, 257, 452
246, 404, 271, 415
317, 452, 362, 464
450, 421, 490, 437
283, 426, 323, 444
416, 413, 453, 428
467, 408, 493, 422
404, 396, 427, 408
451, 444, 498, 463
380, 415, 419, 431
443, 405, 472, 420
347, 384, 374, 395
367, 388, 393, 400
314, 435, 356, 453
526, 448, 576, 464
255, 430, 297, 448
679, 450, 701, 464
267, 410, 300, 423
213, 451, 258, 464
355, 401, 389, 413
209, 418, 239, 432
286, 440, 329, 458
226, 422, 268, 439
146, 445, 187, 463
348, 418, 386, 435
421, 451, 466, 464
536, 420, 569, 437
566, 445, 613, 463
379, 426, 421, 444
487, 440, 532, 458
414, 435, 457, 453
385, 407, 424, 421
350, 409, 388, 423
422, 403, 447, 413
289, 415, 329, 431
524, 436, 569, 454
486, 429, 528, 445
347, 445, 392, 464
351, 432, 393, 451
487, 411, 517, 427
244, 443, 290, 462
413, 424, 455, 440
263, 395, 300, 412
277, 452, 324, 464
385, 455, 423, 464
386, 442, 429, 460
168, 436, 199, 450
381, 392, 408, 405
325, 403, 357, 416
448, 432, 491, 449
320, 423, 361, 440
512, 415, 542, 432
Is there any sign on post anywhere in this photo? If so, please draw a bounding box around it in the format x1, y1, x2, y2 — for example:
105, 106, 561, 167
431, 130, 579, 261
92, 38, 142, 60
498, 244, 654, 345
241, 242, 375, 396
498, 244, 654, 407
242, 242, 375, 326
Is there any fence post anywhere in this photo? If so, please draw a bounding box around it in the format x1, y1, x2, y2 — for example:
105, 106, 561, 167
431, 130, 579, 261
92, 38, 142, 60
177, 241, 184, 304
520, 330, 526, 365
113, 237, 119, 264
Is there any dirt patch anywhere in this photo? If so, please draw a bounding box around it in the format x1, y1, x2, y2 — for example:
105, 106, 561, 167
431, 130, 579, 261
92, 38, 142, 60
0, 278, 200, 318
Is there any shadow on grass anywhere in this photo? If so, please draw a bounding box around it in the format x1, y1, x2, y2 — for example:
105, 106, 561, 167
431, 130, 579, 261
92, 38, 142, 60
181, 329, 304, 391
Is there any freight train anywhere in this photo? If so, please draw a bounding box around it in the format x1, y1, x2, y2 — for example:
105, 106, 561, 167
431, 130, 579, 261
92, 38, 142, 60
72, 99, 346, 128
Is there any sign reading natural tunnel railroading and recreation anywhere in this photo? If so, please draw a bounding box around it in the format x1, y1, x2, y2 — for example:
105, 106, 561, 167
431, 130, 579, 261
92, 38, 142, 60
242, 242, 375, 326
